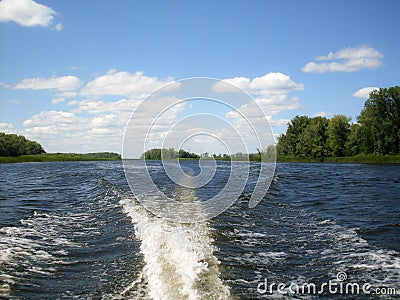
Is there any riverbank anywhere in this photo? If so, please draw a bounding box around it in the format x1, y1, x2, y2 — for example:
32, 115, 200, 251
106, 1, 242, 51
0, 152, 121, 163
2, 153, 400, 164
277, 154, 400, 164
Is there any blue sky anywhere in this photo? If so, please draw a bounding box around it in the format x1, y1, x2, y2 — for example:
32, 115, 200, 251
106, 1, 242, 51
0, 0, 399, 155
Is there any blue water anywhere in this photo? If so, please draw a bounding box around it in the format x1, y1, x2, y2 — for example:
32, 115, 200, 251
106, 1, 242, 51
0, 161, 399, 299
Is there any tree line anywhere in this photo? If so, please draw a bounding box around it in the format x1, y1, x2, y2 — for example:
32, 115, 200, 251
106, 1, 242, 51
0, 132, 46, 157
141, 148, 200, 160
277, 86, 400, 159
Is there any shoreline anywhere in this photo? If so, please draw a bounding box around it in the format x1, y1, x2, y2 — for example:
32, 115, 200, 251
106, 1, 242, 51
277, 154, 400, 164
0, 153, 121, 164
2, 154, 400, 164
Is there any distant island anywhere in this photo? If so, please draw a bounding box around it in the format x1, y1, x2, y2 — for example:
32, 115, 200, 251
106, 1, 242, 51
140, 147, 275, 162
0, 132, 121, 163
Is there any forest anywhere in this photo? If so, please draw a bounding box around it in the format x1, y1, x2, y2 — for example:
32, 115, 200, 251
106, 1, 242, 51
276, 86, 400, 159
0, 132, 46, 156
0, 133, 121, 163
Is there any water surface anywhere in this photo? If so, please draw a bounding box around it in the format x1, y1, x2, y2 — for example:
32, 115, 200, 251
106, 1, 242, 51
0, 161, 399, 299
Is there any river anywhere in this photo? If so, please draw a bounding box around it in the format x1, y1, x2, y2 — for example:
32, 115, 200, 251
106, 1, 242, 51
1, 161, 399, 299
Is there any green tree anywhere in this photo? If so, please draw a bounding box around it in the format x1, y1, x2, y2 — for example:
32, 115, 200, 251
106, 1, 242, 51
357, 87, 400, 155
327, 115, 351, 157
277, 116, 310, 157
299, 116, 329, 158
345, 123, 362, 155
141, 148, 199, 160
0, 132, 46, 156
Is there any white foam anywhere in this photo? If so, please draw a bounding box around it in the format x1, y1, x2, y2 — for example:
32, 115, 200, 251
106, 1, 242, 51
0, 210, 86, 297
120, 193, 231, 299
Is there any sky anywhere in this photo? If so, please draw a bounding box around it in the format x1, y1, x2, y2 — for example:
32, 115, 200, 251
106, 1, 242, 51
0, 0, 399, 156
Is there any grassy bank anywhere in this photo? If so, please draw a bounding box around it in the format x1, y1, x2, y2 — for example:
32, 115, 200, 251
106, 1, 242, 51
3, 153, 399, 164
323, 154, 400, 164
0, 152, 121, 163
278, 154, 400, 164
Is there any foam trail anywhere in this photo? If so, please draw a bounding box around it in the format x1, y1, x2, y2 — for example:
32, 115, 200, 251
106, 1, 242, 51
120, 176, 231, 299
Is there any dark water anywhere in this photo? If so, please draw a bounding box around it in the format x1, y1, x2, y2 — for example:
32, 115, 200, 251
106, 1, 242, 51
0, 161, 399, 299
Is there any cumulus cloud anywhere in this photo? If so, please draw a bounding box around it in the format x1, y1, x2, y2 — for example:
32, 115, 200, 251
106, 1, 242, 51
213, 72, 304, 95
70, 98, 141, 115
23, 111, 87, 127
213, 77, 251, 93
8, 70, 183, 153
352, 86, 379, 98
15, 76, 82, 91
0, 122, 15, 133
302, 45, 383, 73
80, 69, 177, 98
0, 0, 57, 27
210, 73, 302, 152
21, 110, 124, 152
91, 114, 118, 128
50, 91, 78, 105
15, 70, 181, 153
249, 73, 304, 94
213, 73, 303, 134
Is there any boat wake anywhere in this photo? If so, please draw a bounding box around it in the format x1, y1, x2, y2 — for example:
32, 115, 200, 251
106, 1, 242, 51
119, 181, 231, 300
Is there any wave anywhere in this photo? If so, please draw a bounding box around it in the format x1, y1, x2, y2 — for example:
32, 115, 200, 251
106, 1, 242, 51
119, 183, 231, 299
0, 211, 84, 298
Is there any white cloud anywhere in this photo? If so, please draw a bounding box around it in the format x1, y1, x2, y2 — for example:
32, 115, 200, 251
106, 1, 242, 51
0, 122, 15, 133
313, 111, 334, 118
352, 86, 379, 98
214, 73, 303, 127
247, 95, 302, 116
55, 22, 62, 31
0, 82, 12, 88
21, 110, 124, 152
51, 97, 65, 105
59, 91, 77, 98
249, 73, 304, 94
213, 77, 250, 93
0, 0, 56, 27
302, 45, 383, 73
80, 69, 176, 98
269, 118, 290, 127
15, 76, 82, 91
213, 73, 303, 144
50, 92, 77, 105
315, 46, 383, 61
23, 111, 87, 127
91, 114, 118, 128
71, 98, 141, 115
213, 72, 303, 95
9, 70, 183, 153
